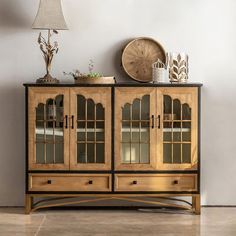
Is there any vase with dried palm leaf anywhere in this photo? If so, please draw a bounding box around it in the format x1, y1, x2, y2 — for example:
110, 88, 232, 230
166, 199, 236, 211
168, 53, 189, 83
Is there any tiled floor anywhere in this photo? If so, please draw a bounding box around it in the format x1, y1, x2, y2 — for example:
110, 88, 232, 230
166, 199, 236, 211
0, 207, 236, 236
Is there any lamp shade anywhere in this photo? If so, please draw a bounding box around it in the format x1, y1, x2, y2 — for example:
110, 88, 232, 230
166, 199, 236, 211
32, 0, 68, 30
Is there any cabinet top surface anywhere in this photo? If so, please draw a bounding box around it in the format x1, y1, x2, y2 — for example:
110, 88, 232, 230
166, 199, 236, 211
23, 82, 203, 87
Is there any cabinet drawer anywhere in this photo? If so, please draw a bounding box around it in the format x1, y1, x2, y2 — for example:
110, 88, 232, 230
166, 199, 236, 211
115, 174, 197, 192
29, 174, 111, 192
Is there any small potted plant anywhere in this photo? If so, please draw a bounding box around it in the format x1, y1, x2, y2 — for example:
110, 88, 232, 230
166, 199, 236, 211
64, 60, 115, 84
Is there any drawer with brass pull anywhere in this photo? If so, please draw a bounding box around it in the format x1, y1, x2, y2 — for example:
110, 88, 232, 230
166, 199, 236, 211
115, 174, 197, 192
28, 174, 111, 192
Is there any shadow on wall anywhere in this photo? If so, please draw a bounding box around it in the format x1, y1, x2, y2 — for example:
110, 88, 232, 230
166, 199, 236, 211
0, 84, 25, 206
0, 0, 29, 30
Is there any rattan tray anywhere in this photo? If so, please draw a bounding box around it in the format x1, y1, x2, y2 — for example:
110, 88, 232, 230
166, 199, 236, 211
74, 76, 115, 84
121, 37, 166, 82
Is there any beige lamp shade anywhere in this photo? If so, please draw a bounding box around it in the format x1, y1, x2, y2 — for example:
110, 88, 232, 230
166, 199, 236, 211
32, 0, 68, 30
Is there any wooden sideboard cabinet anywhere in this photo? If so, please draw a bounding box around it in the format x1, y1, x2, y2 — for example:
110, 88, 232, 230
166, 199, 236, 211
24, 83, 202, 214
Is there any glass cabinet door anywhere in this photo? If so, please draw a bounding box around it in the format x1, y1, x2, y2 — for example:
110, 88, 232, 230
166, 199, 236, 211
115, 88, 157, 170
70, 88, 111, 170
28, 88, 70, 170
157, 88, 198, 170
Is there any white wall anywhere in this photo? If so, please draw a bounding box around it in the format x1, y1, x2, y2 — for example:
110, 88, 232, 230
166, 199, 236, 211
0, 0, 236, 206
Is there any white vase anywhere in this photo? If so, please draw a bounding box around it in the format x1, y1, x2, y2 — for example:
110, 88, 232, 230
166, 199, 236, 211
152, 67, 167, 83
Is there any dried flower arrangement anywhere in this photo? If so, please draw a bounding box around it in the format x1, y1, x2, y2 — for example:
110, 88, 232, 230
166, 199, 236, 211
64, 60, 102, 78
64, 60, 115, 84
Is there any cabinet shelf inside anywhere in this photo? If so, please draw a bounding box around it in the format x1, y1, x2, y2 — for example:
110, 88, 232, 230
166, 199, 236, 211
121, 128, 190, 132
36, 128, 63, 136
36, 127, 191, 136
163, 128, 190, 132
36, 128, 105, 137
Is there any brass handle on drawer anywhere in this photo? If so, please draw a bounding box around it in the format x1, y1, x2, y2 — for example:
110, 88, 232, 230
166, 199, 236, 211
151, 115, 155, 129
71, 115, 74, 129
173, 180, 179, 185
88, 180, 93, 185
132, 180, 137, 185
47, 180, 52, 184
65, 115, 68, 129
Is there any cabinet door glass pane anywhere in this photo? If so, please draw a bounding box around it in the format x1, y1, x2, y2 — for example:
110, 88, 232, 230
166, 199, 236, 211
87, 122, 95, 141
87, 143, 95, 163
132, 99, 140, 120
77, 95, 86, 120
163, 95, 192, 164
36, 143, 45, 164
46, 143, 54, 164
131, 143, 140, 163
35, 95, 64, 164
96, 143, 104, 163
140, 143, 149, 163
122, 104, 131, 120
122, 143, 130, 163
55, 143, 64, 163
96, 104, 104, 120
87, 99, 95, 120
182, 144, 191, 163
77, 143, 86, 163
163, 143, 172, 163
121, 95, 150, 164
77, 95, 105, 164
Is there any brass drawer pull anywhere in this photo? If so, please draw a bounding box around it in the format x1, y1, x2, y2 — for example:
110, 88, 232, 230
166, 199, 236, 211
173, 180, 179, 185
132, 180, 137, 185
88, 180, 93, 185
47, 180, 52, 184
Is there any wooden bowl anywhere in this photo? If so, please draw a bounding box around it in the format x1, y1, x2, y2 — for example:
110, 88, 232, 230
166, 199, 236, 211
74, 76, 115, 84
121, 37, 166, 83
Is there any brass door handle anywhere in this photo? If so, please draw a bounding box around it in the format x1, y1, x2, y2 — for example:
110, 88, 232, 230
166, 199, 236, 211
65, 115, 68, 129
157, 115, 161, 129
151, 115, 155, 129
71, 115, 74, 129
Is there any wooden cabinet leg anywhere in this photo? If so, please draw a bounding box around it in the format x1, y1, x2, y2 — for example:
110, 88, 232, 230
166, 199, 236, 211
25, 195, 33, 214
192, 195, 201, 215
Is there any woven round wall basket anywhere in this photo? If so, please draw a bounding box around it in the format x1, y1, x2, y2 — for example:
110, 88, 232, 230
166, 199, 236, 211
121, 37, 166, 82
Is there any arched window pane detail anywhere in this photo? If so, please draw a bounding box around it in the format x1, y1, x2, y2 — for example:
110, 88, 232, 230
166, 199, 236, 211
173, 99, 181, 121
55, 95, 64, 128
122, 104, 131, 120
36, 103, 44, 121
87, 99, 95, 120
77, 95, 86, 120
35, 95, 64, 165
163, 95, 192, 164
182, 104, 191, 120
121, 95, 150, 164
96, 103, 104, 120
141, 95, 150, 120
132, 99, 140, 120
164, 95, 172, 115
77, 95, 105, 164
